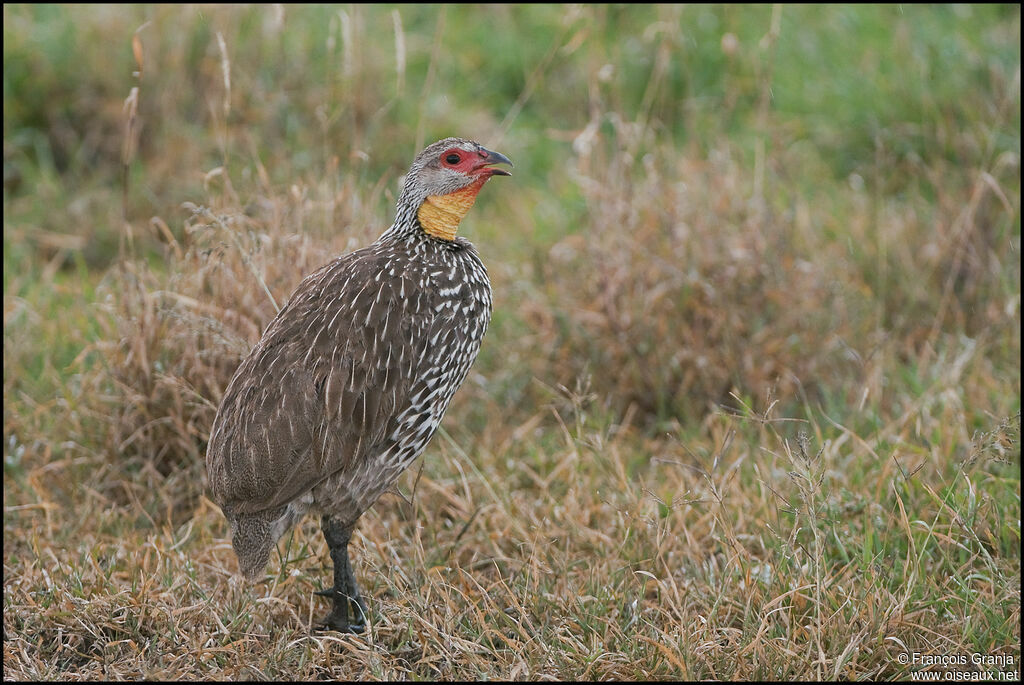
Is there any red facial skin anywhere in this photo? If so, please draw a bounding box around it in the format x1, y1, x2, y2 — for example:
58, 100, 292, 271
439, 148, 509, 178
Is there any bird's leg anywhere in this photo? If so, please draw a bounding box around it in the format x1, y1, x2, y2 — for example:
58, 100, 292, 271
315, 516, 367, 633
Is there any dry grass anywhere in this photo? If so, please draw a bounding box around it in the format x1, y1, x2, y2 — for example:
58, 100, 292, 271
531, 130, 1021, 425
4, 382, 1018, 679
4, 4, 1020, 681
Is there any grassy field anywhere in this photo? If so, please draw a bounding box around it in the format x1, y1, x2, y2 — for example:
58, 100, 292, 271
3, 4, 1020, 680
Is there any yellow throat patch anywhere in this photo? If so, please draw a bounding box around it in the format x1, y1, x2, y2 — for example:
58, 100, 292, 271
417, 178, 487, 241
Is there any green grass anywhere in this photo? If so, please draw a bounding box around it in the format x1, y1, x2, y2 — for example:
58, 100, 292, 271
4, 3, 1020, 680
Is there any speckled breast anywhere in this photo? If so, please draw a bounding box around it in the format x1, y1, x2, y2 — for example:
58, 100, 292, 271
311, 236, 492, 522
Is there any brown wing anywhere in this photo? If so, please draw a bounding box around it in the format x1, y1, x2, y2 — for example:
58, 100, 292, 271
206, 245, 431, 516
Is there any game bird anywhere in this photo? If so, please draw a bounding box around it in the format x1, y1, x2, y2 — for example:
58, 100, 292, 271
206, 138, 511, 632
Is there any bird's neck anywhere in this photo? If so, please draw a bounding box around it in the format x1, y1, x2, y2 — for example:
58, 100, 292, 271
416, 177, 488, 241
381, 177, 489, 245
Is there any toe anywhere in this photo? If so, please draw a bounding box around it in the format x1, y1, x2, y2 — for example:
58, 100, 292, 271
317, 613, 362, 634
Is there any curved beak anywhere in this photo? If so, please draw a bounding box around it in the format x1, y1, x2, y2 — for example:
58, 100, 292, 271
476, 147, 513, 177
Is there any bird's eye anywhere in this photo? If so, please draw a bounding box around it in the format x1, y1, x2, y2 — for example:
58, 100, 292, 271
445, 153, 461, 165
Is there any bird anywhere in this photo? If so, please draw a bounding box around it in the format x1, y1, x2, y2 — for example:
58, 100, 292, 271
205, 137, 511, 632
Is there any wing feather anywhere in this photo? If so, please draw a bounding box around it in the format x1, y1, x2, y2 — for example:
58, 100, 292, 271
206, 246, 433, 516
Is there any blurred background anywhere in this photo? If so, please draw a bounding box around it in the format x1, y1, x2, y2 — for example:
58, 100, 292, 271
3, 4, 1020, 679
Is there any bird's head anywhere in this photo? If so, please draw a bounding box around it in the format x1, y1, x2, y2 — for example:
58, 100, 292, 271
400, 137, 513, 241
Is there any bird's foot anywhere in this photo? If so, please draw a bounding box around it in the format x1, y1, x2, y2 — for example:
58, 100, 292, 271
314, 588, 367, 634
316, 609, 365, 634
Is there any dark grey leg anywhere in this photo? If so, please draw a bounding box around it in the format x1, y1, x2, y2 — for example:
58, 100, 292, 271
315, 516, 367, 633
